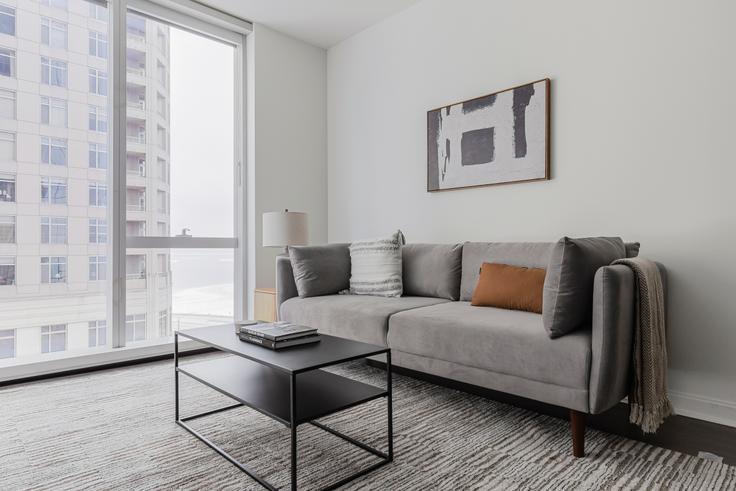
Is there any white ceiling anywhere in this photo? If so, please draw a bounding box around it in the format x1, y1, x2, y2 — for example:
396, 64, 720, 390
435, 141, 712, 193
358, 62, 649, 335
201, 0, 422, 48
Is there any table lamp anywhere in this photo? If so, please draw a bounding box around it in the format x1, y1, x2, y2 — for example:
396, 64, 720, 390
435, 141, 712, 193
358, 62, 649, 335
262, 209, 308, 252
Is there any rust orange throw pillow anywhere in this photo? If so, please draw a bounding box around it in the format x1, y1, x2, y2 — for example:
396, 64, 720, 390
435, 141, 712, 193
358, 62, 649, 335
470, 263, 546, 314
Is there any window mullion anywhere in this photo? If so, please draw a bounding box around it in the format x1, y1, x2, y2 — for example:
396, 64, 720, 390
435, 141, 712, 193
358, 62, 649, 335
111, 0, 127, 349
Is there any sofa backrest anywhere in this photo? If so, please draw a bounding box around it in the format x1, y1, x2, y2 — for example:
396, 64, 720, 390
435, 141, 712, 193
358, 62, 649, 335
402, 243, 464, 300
460, 242, 553, 301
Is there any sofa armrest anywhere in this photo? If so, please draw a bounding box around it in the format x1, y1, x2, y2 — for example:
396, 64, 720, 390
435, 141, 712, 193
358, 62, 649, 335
276, 254, 299, 313
588, 262, 667, 414
589, 264, 635, 414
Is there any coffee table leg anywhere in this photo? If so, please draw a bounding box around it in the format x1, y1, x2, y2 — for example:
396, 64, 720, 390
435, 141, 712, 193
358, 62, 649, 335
290, 373, 297, 491
174, 332, 179, 421
387, 351, 393, 461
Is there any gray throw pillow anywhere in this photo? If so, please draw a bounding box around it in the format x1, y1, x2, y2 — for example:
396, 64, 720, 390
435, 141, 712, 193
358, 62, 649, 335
542, 237, 626, 338
402, 243, 463, 300
625, 242, 641, 258
288, 243, 351, 298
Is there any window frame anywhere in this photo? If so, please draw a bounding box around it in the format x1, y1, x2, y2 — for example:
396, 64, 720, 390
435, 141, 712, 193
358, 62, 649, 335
0, 47, 15, 78
40, 256, 67, 284
0, 0, 250, 383
41, 324, 67, 353
0, 4, 15, 36
41, 216, 68, 244
41, 17, 68, 49
41, 56, 67, 87
40, 176, 67, 205
0, 328, 15, 359
0, 255, 15, 286
41, 96, 67, 127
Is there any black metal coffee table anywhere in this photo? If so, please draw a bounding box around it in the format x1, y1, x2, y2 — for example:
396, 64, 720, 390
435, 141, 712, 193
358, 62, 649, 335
174, 325, 393, 490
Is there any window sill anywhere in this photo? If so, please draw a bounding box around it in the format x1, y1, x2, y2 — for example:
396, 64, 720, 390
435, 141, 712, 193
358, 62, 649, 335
0, 337, 205, 384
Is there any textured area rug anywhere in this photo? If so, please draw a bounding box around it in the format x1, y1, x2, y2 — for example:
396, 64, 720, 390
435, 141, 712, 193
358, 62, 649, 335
1, 353, 734, 490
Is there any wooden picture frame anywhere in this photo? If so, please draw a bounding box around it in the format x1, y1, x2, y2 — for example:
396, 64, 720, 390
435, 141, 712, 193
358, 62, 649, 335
427, 78, 550, 192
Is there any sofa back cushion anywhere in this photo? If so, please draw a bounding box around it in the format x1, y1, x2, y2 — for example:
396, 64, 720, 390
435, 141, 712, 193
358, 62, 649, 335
460, 242, 553, 301
288, 243, 351, 298
402, 243, 463, 300
542, 236, 626, 338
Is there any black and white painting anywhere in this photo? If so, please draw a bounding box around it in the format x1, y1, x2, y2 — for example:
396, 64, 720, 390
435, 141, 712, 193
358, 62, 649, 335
427, 79, 549, 191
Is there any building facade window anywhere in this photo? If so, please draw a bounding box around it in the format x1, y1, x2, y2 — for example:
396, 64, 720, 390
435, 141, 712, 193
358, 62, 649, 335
158, 310, 170, 337
89, 255, 106, 281
88, 31, 107, 58
41, 97, 67, 127
0, 5, 14, 36
41, 57, 67, 87
157, 125, 166, 150
40, 0, 68, 10
41, 177, 67, 205
157, 158, 168, 183
88, 320, 107, 347
0, 174, 14, 201
41, 216, 67, 244
156, 61, 166, 87
88, 105, 107, 132
41, 324, 67, 353
88, 68, 107, 95
126, 254, 145, 279
0, 215, 14, 243
41, 17, 67, 48
89, 182, 107, 207
41, 256, 66, 283
0, 256, 14, 285
0, 47, 14, 77
89, 143, 108, 169
0, 328, 14, 358
125, 314, 146, 342
157, 221, 168, 236
0, 131, 13, 160
0, 88, 14, 119
89, 218, 107, 243
89, 3, 107, 21
157, 190, 166, 213
41, 137, 67, 165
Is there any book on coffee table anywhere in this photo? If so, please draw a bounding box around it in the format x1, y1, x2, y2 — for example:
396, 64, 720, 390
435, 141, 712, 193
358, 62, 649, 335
237, 321, 317, 342
237, 332, 321, 350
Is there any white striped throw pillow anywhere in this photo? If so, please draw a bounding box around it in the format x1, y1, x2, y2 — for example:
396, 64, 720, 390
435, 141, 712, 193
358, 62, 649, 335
349, 230, 406, 297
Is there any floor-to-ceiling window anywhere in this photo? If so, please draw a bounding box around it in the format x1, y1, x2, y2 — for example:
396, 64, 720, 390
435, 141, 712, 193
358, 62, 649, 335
0, 0, 247, 380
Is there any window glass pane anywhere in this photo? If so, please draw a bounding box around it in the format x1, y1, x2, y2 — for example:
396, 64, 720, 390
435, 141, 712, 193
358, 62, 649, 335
126, 16, 233, 238
0, 48, 15, 77
1, 0, 111, 368
0, 5, 15, 36
0, 89, 15, 119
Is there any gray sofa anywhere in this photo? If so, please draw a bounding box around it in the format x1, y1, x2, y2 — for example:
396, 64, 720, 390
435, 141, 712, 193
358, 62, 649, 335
276, 242, 665, 457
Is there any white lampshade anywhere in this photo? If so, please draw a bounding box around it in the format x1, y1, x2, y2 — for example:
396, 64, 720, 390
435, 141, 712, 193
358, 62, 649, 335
262, 210, 308, 247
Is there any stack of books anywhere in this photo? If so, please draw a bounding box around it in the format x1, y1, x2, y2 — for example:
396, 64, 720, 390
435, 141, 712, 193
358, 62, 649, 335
236, 321, 320, 350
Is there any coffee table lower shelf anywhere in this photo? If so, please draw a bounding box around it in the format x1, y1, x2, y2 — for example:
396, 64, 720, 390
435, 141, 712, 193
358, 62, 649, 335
175, 355, 392, 490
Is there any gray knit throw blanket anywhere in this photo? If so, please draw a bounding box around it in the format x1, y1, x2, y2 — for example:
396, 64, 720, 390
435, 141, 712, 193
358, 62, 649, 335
613, 257, 673, 433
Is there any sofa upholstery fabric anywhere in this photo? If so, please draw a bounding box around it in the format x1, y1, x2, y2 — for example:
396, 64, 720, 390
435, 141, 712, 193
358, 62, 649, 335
543, 237, 626, 338
287, 243, 350, 298
402, 243, 463, 300
388, 302, 591, 390
280, 294, 449, 346
460, 242, 553, 301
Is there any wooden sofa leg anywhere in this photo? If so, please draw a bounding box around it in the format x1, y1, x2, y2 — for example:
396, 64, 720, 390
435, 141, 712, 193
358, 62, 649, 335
570, 409, 586, 458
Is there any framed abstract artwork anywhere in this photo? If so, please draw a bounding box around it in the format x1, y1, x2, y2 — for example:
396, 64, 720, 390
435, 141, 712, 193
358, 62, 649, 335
427, 78, 550, 191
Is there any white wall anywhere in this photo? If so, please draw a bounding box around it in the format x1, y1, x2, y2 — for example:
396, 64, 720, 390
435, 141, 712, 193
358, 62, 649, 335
327, 0, 736, 425
247, 24, 327, 299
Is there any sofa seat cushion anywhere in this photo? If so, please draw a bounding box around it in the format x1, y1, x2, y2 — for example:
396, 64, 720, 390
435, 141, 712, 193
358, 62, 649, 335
280, 295, 450, 346
387, 302, 591, 390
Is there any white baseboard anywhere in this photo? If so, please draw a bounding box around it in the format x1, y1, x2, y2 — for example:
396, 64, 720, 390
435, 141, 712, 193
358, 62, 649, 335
668, 390, 736, 428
